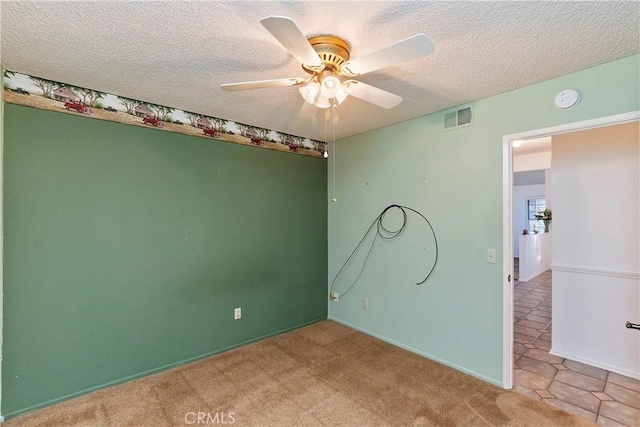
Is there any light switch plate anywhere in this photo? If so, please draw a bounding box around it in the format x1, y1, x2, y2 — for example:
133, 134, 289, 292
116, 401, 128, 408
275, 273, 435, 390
487, 249, 496, 263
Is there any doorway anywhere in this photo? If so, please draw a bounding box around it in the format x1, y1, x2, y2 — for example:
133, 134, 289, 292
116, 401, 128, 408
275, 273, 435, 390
502, 111, 640, 388
502, 112, 640, 423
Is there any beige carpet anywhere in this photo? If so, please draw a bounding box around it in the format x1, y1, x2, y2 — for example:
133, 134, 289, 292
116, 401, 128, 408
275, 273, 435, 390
5, 320, 594, 426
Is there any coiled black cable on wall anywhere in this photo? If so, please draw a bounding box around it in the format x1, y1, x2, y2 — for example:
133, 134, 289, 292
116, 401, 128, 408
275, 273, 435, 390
330, 204, 439, 299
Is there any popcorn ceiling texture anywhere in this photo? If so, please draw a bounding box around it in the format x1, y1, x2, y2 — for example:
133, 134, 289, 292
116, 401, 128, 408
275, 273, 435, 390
1, 1, 638, 141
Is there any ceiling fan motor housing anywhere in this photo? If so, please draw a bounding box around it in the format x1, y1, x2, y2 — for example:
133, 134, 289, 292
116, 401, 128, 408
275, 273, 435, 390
303, 35, 351, 75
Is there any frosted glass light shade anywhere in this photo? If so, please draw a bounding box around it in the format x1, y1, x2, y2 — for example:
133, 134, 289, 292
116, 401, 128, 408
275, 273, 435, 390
299, 81, 320, 104
321, 75, 341, 98
314, 92, 331, 108
335, 84, 348, 104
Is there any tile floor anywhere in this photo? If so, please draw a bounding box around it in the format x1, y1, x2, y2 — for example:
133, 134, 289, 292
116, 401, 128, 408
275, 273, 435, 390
512, 259, 640, 426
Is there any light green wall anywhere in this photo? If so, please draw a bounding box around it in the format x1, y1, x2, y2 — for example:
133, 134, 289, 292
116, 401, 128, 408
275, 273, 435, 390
328, 54, 640, 384
2, 104, 328, 418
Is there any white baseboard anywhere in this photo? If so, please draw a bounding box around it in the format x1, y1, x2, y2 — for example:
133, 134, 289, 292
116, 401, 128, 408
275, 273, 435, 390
328, 316, 503, 388
549, 348, 640, 380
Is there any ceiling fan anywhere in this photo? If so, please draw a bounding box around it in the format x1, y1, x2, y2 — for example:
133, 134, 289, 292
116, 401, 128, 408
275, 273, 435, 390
221, 16, 434, 109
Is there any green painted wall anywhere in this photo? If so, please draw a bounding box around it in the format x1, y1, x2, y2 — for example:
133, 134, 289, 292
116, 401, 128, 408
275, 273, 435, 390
2, 104, 327, 417
328, 55, 639, 384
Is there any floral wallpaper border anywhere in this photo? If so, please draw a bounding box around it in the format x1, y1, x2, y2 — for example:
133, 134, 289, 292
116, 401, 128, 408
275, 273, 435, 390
2, 70, 327, 158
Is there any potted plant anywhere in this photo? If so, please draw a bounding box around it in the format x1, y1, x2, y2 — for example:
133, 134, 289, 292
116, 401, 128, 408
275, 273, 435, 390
535, 208, 552, 233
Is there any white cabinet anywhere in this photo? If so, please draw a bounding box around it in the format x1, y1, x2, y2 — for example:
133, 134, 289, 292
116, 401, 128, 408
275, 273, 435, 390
518, 233, 552, 282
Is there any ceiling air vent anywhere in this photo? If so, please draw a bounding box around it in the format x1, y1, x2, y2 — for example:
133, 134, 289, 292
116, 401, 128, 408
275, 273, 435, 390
443, 105, 474, 130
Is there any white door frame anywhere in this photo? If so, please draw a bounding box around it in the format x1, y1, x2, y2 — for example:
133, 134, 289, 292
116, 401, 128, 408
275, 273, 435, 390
502, 110, 640, 389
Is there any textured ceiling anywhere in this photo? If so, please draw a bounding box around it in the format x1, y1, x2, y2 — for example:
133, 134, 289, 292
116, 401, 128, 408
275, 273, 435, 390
1, 1, 639, 141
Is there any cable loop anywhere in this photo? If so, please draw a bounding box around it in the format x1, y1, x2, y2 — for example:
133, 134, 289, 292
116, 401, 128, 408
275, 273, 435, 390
330, 204, 439, 299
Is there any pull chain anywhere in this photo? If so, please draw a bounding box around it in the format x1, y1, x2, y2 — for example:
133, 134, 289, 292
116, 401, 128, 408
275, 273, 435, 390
332, 100, 337, 203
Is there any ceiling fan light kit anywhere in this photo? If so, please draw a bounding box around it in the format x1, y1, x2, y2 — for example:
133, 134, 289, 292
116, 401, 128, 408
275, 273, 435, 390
221, 16, 434, 111
299, 69, 350, 109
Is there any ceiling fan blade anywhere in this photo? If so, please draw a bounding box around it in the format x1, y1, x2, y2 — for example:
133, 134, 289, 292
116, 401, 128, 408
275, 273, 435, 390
260, 16, 324, 68
341, 34, 434, 77
344, 81, 403, 109
221, 78, 304, 92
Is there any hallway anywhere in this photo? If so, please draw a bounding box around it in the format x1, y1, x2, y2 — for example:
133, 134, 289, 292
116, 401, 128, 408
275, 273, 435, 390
512, 261, 640, 426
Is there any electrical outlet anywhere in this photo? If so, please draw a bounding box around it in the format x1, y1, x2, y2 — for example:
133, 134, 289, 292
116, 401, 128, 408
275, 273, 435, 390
487, 249, 496, 264
362, 298, 368, 309
234, 307, 241, 320
330, 292, 339, 302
